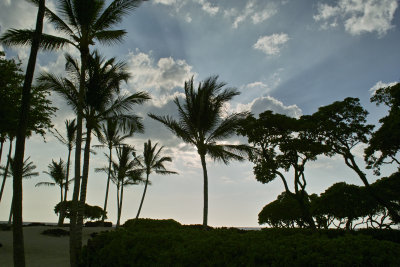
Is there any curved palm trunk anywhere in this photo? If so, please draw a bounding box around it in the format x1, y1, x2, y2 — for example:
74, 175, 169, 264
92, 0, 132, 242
58, 147, 71, 226
200, 153, 208, 228
0, 138, 13, 203
12, 1, 45, 265
77, 126, 92, 240
136, 173, 150, 220
102, 146, 112, 224
70, 48, 88, 267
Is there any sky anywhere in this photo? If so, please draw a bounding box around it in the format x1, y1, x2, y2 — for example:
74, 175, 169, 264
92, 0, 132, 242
0, 0, 399, 227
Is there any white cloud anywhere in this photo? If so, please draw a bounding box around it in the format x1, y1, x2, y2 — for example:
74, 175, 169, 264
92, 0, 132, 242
197, 0, 219, 16
226, 1, 277, 29
126, 49, 195, 93
369, 80, 398, 95
314, 0, 398, 36
235, 96, 302, 118
253, 33, 289, 56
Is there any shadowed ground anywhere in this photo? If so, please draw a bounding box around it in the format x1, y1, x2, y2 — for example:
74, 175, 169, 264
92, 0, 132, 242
0, 226, 113, 267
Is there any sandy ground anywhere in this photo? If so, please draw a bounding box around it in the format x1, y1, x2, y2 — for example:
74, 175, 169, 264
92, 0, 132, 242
0, 226, 113, 267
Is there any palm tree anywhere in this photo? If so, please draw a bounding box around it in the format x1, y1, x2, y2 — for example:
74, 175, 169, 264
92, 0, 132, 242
39, 51, 150, 232
1, 1, 147, 263
0, 1, 45, 264
95, 118, 134, 224
97, 145, 144, 227
0, 135, 15, 204
35, 159, 73, 223
149, 76, 250, 227
135, 140, 177, 220
50, 119, 77, 225
3, 157, 39, 226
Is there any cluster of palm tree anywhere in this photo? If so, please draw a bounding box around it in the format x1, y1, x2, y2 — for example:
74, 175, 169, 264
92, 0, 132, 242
0, 1, 251, 266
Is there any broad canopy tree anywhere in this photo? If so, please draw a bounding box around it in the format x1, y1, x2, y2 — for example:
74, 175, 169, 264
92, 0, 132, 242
238, 110, 328, 229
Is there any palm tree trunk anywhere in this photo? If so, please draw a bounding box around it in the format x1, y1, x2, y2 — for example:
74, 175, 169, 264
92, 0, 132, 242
8, 196, 13, 225
58, 148, 71, 226
136, 173, 149, 220
12, 1, 45, 265
102, 147, 112, 224
116, 182, 121, 227
77, 126, 92, 244
70, 47, 89, 267
0, 138, 13, 203
200, 153, 208, 228
0, 138, 4, 164
118, 179, 124, 227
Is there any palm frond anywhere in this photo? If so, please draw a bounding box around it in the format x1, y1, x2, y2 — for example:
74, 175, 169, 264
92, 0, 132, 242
205, 144, 249, 164
148, 114, 196, 145
206, 112, 249, 143
94, 0, 145, 31
0, 29, 71, 50
35, 182, 56, 187
94, 30, 127, 45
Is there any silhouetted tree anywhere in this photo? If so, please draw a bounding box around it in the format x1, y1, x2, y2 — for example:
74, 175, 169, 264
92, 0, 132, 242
135, 140, 177, 220
50, 119, 77, 225
311, 97, 400, 222
95, 118, 135, 224
365, 83, 400, 175
149, 76, 250, 228
238, 111, 328, 229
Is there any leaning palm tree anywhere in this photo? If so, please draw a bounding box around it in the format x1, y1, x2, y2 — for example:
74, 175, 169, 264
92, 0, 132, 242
97, 145, 144, 227
1, 1, 147, 263
50, 119, 77, 225
149, 76, 250, 227
95, 118, 134, 224
0, 134, 15, 204
135, 140, 177, 220
3, 157, 39, 226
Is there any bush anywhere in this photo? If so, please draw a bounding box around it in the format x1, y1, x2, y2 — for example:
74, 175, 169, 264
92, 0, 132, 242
41, 228, 69, 237
81, 219, 400, 266
123, 218, 182, 230
85, 221, 113, 227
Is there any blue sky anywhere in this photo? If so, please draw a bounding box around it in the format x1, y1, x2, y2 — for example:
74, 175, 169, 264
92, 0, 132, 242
0, 0, 399, 227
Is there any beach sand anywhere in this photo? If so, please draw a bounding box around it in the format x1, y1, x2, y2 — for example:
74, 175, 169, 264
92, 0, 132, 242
0, 226, 113, 267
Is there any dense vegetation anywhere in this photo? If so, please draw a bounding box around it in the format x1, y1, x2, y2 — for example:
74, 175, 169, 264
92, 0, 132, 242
81, 219, 400, 266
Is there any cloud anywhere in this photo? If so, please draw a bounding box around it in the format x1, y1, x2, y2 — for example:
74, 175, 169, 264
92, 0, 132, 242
235, 96, 302, 118
125, 50, 195, 94
314, 0, 398, 36
369, 80, 398, 95
197, 0, 219, 16
226, 1, 277, 29
253, 33, 289, 56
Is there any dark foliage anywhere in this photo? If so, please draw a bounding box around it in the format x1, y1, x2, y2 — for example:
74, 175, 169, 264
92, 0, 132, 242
81, 219, 400, 266
54, 201, 106, 221
85, 221, 112, 227
41, 228, 69, 237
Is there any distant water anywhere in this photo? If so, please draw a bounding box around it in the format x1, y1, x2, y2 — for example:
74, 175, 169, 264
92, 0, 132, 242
1, 221, 261, 230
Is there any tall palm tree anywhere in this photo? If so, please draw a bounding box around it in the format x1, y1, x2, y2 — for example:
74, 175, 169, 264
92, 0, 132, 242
135, 140, 177, 220
39, 51, 150, 231
97, 145, 144, 227
35, 159, 73, 223
1, 1, 147, 264
50, 119, 77, 225
0, 1, 46, 264
149, 76, 250, 227
95, 118, 134, 224
4, 157, 39, 226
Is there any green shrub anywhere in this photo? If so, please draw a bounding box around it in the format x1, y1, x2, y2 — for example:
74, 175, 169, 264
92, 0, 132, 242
81, 219, 400, 266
